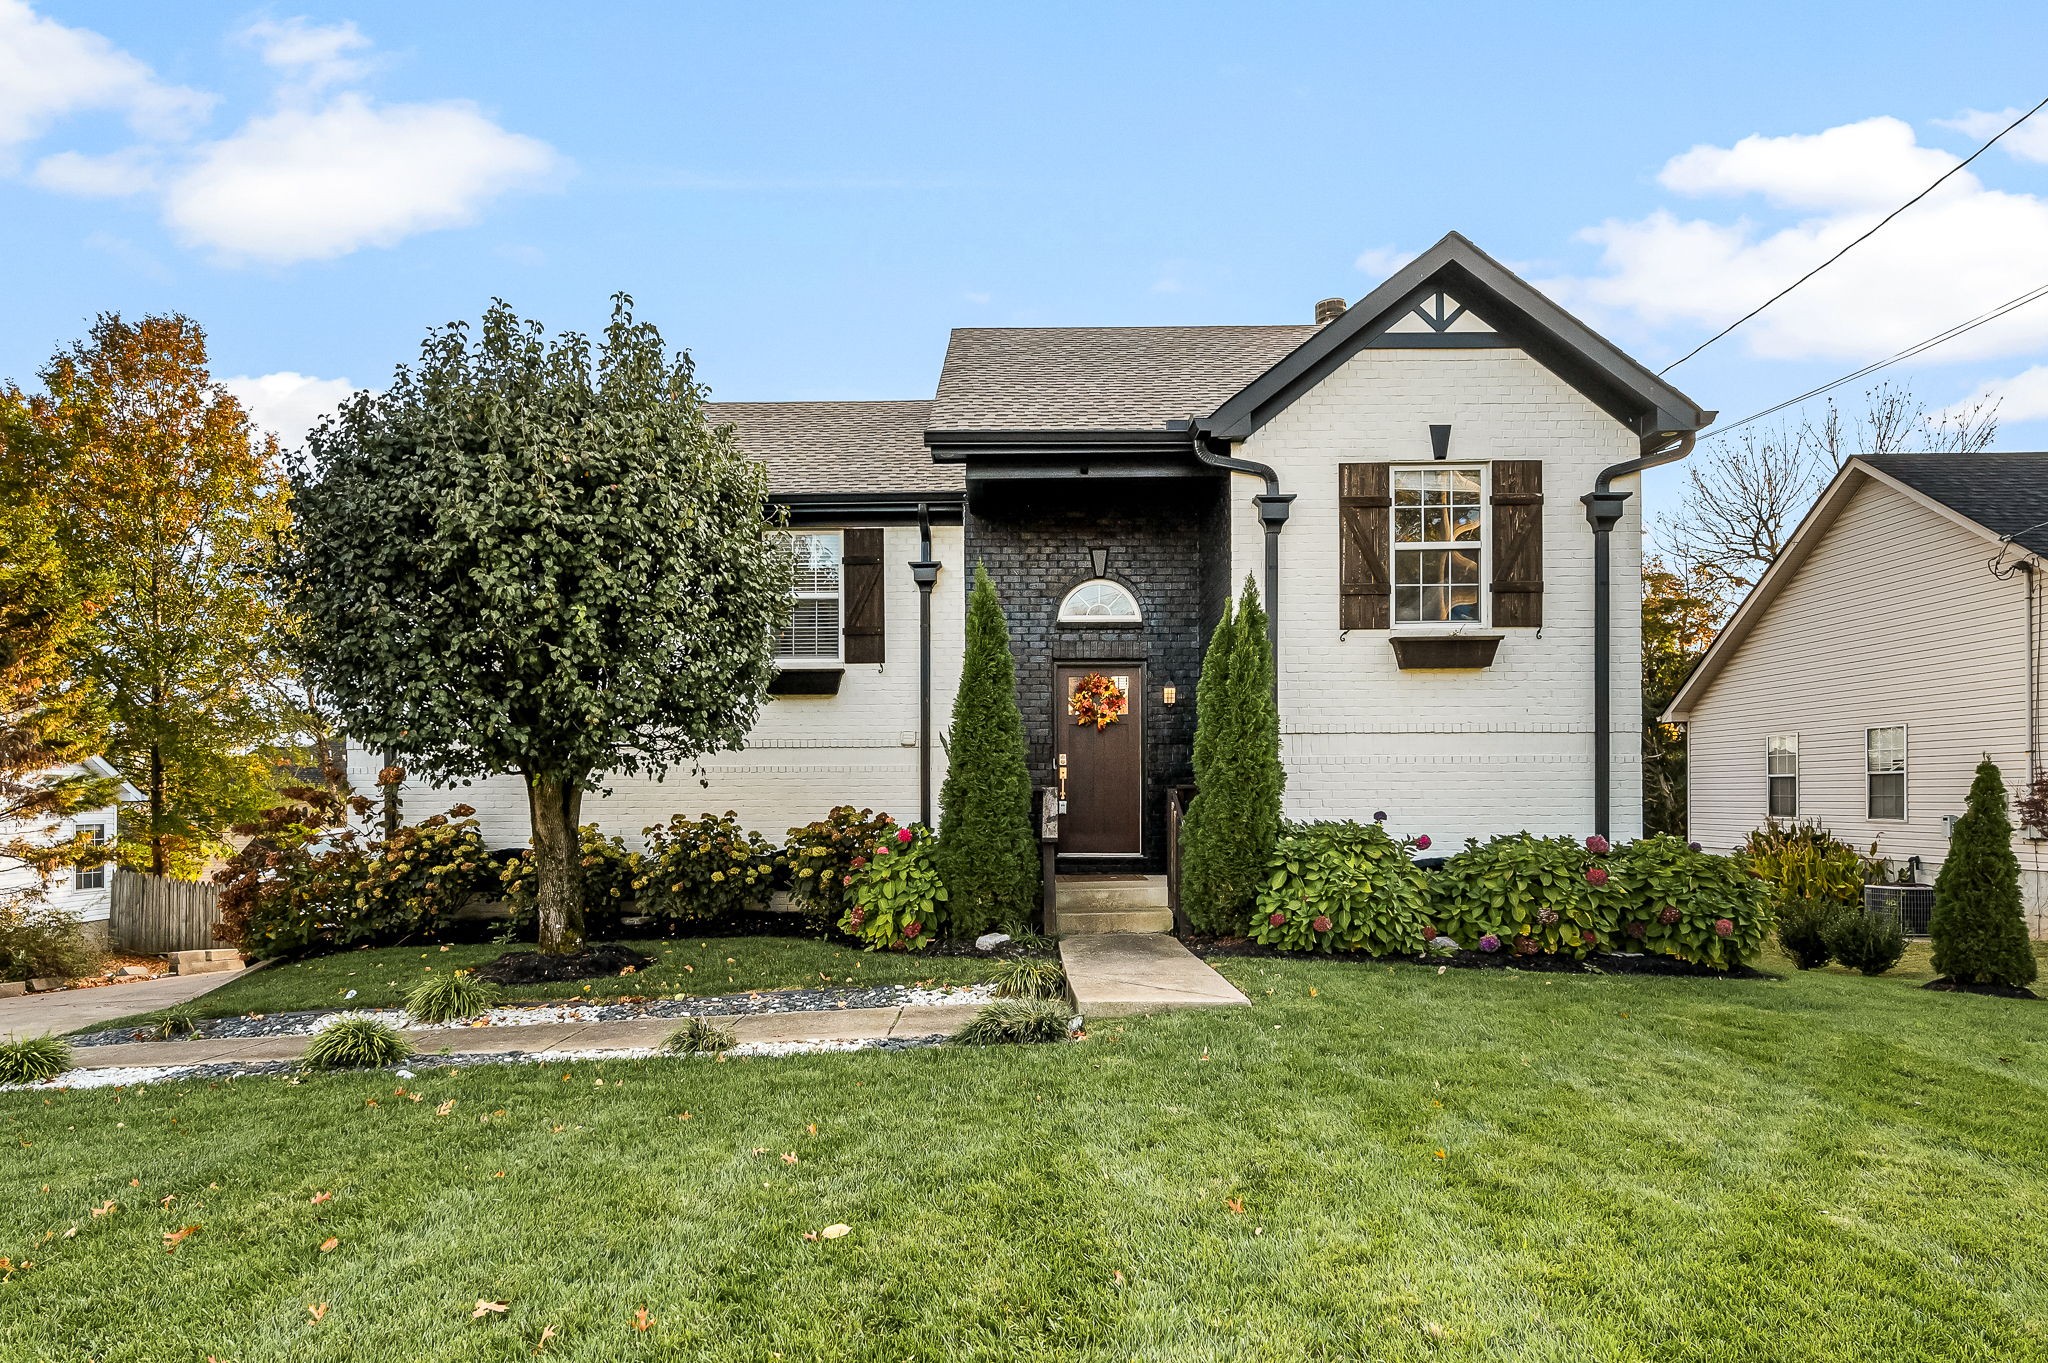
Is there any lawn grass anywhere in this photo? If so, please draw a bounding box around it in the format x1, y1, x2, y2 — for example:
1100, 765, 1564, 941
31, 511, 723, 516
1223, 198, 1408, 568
5, 945, 2047, 1360
91, 935, 1001, 1032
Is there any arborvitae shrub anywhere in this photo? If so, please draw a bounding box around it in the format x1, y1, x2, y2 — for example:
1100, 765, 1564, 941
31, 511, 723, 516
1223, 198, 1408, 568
1180, 577, 1284, 934
1931, 759, 2037, 988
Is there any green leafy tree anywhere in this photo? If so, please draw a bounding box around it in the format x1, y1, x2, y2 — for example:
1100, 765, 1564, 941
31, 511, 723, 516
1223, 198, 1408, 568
285, 297, 793, 954
1641, 557, 1717, 836
934, 564, 1038, 935
1930, 759, 2037, 989
1180, 576, 1285, 933
21, 315, 287, 877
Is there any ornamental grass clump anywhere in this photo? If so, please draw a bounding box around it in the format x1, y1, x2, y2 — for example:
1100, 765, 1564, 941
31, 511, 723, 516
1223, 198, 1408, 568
953, 997, 1074, 1046
637, 812, 777, 927
1430, 833, 1616, 959
1607, 835, 1773, 970
403, 970, 500, 1025
301, 1015, 413, 1070
1250, 821, 1432, 954
150, 1006, 204, 1041
1931, 759, 2038, 990
841, 825, 947, 950
662, 1017, 738, 1054
0, 1035, 72, 1086
1824, 910, 1908, 976
991, 955, 1067, 1000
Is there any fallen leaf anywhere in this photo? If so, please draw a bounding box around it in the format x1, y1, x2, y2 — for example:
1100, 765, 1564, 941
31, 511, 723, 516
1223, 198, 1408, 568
536, 1323, 558, 1352
159, 1194, 177, 1209
780, 1152, 798, 1166
633, 1308, 654, 1332
1434, 1149, 1447, 1160
61, 1227, 76, 1239
1224, 1197, 1245, 1214
819, 1223, 851, 1240
310, 1191, 332, 1204
309, 1303, 328, 1321
129, 1179, 139, 1187
163, 1224, 199, 1250
1308, 986, 1320, 998
805, 1123, 817, 1136
91, 1200, 116, 1217
801, 1231, 818, 1242
1111, 1270, 1126, 1287
473, 1299, 510, 1319
319, 1237, 338, 1253
437, 1099, 456, 1116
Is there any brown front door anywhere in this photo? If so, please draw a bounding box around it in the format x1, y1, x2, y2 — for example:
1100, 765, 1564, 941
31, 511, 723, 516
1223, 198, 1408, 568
1055, 664, 1144, 856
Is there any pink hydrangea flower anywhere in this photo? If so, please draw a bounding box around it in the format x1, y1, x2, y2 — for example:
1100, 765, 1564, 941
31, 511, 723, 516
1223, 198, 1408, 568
1478, 933, 1501, 952
904, 921, 922, 939
1268, 911, 1287, 927
1585, 834, 1611, 855
1311, 915, 1332, 933
1713, 918, 1734, 937
1585, 866, 1609, 887
896, 828, 914, 844
1687, 841, 1703, 853
1414, 834, 1432, 850
1581, 930, 1598, 945
1657, 906, 1680, 925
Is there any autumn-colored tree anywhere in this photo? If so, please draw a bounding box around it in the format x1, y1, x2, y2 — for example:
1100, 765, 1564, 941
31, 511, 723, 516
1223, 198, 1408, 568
28, 314, 291, 876
286, 298, 793, 954
1640, 557, 1719, 836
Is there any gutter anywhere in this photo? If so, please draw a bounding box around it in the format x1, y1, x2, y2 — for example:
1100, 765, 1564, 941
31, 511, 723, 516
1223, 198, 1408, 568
1189, 429, 1294, 685
1581, 429, 1696, 840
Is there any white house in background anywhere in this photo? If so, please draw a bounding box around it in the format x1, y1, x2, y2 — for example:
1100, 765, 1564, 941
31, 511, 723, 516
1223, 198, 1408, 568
1665, 453, 2048, 936
0, 756, 142, 940
351, 234, 1711, 876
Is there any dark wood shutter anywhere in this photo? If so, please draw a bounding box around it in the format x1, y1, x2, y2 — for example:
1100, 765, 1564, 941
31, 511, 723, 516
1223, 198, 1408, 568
1338, 463, 1392, 630
841, 528, 885, 663
1489, 460, 1544, 628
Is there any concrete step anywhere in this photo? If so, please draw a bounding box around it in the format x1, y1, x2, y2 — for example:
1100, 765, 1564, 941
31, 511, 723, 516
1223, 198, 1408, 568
1055, 907, 1175, 936
1055, 874, 1168, 912
166, 949, 243, 975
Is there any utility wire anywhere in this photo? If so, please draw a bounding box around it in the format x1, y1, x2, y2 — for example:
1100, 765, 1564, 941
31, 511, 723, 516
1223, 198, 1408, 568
1702, 278, 2048, 440
1659, 94, 2048, 376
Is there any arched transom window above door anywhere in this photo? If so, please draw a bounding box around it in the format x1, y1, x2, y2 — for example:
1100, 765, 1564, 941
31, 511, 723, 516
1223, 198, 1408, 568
1058, 579, 1142, 625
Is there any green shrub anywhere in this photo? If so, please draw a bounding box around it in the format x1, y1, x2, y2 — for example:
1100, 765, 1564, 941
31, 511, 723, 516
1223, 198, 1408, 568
1249, 821, 1432, 954
991, 955, 1067, 1000
1431, 834, 1616, 959
1741, 822, 1877, 920
499, 824, 641, 936
662, 1017, 738, 1054
1825, 911, 1907, 976
783, 806, 897, 931
1775, 896, 1846, 970
637, 812, 777, 927
934, 565, 1041, 937
0, 901, 105, 982
1608, 834, 1773, 970
0, 1035, 72, 1086
841, 825, 946, 950
1180, 578, 1284, 934
953, 997, 1074, 1045
347, 808, 495, 943
404, 970, 500, 1025
301, 1016, 413, 1070
1931, 759, 2038, 988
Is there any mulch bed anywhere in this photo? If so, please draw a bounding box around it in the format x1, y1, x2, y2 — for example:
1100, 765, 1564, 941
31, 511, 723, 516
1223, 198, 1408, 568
1188, 936, 1771, 980
1923, 977, 2040, 1000
471, 943, 654, 985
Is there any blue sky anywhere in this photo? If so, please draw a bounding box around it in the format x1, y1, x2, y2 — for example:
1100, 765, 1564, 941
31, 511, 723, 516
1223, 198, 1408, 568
6, 1, 2048, 520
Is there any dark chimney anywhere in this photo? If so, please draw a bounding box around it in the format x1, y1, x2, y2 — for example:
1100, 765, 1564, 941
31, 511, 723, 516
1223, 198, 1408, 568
1314, 297, 1347, 324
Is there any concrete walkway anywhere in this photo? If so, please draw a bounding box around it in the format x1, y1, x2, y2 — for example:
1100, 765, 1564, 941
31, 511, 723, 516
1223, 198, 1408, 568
0, 968, 251, 1043
51, 1000, 989, 1072
1060, 933, 1249, 1017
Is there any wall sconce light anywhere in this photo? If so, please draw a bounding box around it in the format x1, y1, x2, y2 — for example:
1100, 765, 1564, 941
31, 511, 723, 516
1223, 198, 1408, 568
1162, 684, 1178, 706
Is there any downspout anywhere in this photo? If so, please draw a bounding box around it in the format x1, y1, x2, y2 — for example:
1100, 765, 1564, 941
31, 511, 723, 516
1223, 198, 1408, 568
910, 502, 941, 827
1581, 429, 1696, 840
1192, 433, 1294, 688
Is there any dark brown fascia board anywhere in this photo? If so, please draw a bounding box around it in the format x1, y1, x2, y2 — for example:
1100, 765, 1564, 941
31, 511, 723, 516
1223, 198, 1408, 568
924, 428, 1196, 461
1196, 231, 1713, 442
771, 491, 965, 526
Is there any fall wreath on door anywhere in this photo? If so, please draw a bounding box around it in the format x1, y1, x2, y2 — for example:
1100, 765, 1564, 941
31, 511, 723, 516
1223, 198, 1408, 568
1068, 672, 1128, 730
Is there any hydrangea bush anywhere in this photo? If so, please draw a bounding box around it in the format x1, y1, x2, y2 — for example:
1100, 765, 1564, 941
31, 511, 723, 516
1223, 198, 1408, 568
498, 824, 643, 938
1607, 834, 1772, 969
636, 812, 777, 926
841, 825, 947, 950
1429, 834, 1618, 959
783, 806, 898, 931
1248, 821, 1432, 954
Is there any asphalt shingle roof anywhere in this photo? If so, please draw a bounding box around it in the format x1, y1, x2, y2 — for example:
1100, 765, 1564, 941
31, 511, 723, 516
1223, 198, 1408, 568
706, 399, 960, 497
928, 325, 1320, 432
1862, 453, 2048, 556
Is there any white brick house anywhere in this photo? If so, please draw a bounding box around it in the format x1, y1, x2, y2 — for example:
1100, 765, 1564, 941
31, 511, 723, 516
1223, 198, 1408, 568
363, 233, 1710, 871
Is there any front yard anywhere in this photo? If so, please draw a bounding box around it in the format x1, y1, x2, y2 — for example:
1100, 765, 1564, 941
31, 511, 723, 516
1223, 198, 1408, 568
4, 946, 2046, 1361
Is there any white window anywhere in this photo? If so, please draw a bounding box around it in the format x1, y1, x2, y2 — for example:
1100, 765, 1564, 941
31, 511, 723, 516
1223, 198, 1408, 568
775, 531, 842, 662
1058, 579, 1142, 624
1767, 734, 1799, 818
1393, 466, 1485, 624
74, 823, 107, 891
1867, 726, 1907, 820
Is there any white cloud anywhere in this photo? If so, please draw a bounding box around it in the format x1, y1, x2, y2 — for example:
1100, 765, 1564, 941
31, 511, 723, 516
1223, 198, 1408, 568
31, 146, 157, 196
1938, 107, 2048, 166
237, 17, 374, 95
1951, 365, 2048, 424
223, 371, 360, 446
163, 93, 559, 264
1554, 116, 2048, 364
0, 0, 213, 152
1354, 245, 1417, 281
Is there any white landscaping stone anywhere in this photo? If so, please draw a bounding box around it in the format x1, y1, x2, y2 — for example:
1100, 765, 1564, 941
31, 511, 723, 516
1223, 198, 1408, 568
974, 932, 1011, 952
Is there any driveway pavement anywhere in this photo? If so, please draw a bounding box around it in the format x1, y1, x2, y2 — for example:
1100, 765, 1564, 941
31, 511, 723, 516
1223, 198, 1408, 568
0, 968, 250, 1042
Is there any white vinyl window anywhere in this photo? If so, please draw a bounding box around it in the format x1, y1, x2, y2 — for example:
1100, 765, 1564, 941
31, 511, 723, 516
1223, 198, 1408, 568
1767, 734, 1799, 818
1867, 725, 1907, 820
775, 531, 843, 662
1393, 466, 1485, 624
74, 823, 107, 891
1058, 579, 1142, 624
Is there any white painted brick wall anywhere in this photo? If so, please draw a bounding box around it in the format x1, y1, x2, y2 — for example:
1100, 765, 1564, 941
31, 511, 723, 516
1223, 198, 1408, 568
347, 524, 966, 848
1228, 347, 1644, 849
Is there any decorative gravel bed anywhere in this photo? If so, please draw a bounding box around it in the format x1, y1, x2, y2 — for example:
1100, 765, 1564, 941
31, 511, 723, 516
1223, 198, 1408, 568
70, 981, 998, 1048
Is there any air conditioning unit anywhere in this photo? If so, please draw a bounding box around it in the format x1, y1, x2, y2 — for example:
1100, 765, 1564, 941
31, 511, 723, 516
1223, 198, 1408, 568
1864, 884, 1934, 937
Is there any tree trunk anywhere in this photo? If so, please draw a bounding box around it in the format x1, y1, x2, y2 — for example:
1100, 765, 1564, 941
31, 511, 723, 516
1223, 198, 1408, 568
148, 742, 165, 876
525, 772, 586, 955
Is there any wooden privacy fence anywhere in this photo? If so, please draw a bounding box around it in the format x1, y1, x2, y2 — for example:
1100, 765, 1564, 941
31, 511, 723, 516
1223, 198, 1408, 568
110, 869, 225, 954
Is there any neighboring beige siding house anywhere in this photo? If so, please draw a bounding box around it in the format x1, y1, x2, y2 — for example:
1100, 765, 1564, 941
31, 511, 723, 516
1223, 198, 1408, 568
1665, 454, 2048, 935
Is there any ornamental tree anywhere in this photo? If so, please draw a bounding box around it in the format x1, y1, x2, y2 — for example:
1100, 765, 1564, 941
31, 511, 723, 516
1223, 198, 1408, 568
934, 564, 1038, 935
1930, 759, 2037, 989
285, 298, 793, 954
1179, 575, 1285, 933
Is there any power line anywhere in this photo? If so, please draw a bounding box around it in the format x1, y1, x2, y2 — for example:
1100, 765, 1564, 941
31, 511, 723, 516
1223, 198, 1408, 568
1659, 94, 2048, 376
1702, 278, 2048, 440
